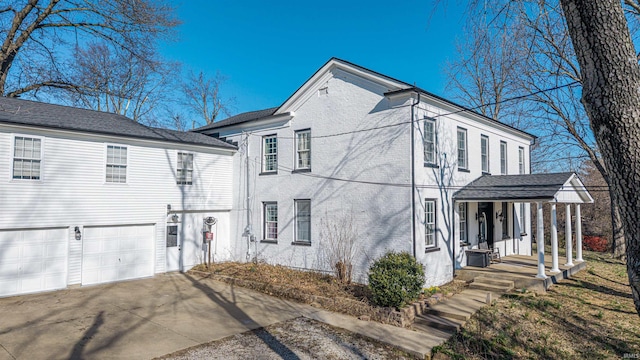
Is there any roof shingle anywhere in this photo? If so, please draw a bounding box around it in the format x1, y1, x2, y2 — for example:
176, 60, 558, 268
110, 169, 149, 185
453, 173, 576, 201
0, 97, 236, 149
194, 107, 279, 132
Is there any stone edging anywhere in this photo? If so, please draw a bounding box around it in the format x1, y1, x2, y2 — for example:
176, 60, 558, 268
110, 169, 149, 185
189, 270, 452, 328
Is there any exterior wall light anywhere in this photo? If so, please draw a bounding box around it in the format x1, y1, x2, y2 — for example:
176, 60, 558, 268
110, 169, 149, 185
171, 214, 180, 223
74, 226, 82, 240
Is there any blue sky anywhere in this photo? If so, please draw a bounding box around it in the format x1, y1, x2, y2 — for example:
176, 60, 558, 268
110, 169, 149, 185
160, 1, 468, 117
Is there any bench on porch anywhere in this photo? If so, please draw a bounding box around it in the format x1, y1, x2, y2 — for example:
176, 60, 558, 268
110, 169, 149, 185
478, 241, 501, 263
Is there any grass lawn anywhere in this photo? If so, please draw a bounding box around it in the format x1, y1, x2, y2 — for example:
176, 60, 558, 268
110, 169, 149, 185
433, 251, 640, 359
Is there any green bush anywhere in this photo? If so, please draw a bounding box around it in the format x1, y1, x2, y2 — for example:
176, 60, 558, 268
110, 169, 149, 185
368, 251, 425, 308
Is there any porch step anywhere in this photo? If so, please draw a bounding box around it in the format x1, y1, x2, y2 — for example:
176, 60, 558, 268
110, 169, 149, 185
414, 313, 465, 332
424, 289, 496, 321
468, 277, 514, 293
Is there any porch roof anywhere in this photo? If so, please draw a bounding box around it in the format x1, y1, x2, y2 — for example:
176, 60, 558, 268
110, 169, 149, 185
453, 172, 593, 203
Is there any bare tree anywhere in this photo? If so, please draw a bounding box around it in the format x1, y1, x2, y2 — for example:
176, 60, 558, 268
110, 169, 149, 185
65, 42, 175, 124
0, 0, 178, 98
182, 71, 234, 127
447, 0, 627, 258
320, 212, 360, 284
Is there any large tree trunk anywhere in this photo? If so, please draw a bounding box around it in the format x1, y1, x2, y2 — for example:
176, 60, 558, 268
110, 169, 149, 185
560, 0, 640, 316
610, 190, 626, 259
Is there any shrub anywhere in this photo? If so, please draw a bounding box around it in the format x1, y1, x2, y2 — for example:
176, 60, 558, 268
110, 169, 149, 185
368, 251, 425, 308
583, 235, 608, 252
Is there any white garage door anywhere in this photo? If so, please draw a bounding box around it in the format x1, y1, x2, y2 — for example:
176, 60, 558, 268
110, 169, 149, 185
82, 224, 154, 286
0, 228, 68, 297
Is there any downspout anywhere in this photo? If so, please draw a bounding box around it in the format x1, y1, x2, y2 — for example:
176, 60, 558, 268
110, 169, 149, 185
410, 90, 420, 258
244, 132, 253, 261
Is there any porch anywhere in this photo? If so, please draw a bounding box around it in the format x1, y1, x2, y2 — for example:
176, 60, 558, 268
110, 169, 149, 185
455, 254, 586, 293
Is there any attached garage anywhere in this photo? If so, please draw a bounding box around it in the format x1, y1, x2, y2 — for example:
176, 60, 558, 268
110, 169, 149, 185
82, 224, 155, 286
0, 228, 68, 297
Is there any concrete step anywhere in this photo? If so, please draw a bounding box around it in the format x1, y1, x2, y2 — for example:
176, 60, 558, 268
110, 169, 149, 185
414, 313, 464, 332
469, 277, 514, 293
472, 277, 515, 288
425, 288, 498, 321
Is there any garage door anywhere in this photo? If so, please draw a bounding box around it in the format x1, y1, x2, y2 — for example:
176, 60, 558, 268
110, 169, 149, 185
0, 228, 68, 297
82, 224, 154, 286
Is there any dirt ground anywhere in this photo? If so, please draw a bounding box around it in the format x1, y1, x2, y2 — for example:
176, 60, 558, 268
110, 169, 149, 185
157, 317, 415, 360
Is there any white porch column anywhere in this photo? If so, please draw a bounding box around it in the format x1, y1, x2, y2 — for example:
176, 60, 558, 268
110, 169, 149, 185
536, 202, 547, 279
576, 204, 583, 262
550, 203, 560, 273
565, 204, 574, 266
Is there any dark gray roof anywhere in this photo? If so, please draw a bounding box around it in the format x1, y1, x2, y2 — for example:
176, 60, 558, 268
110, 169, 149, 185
194, 107, 279, 132
0, 97, 236, 149
453, 173, 576, 201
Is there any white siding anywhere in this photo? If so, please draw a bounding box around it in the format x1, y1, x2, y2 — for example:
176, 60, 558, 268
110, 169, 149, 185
0, 127, 235, 292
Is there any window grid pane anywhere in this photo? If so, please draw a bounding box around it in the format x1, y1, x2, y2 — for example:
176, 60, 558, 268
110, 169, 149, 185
177, 152, 194, 185
500, 141, 507, 175
13, 137, 42, 180
519, 147, 525, 174
457, 128, 467, 169
459, 203, 467, 242
481, 136, 489, 173
106, 145, 127, 183
296, 131, 311, 169
295, 200, 311, 242
263, 136, 277, 172
502, 202, 509, 238
264, 203, 278, 240
424, 120, 435, 164
425, 200, 436, 247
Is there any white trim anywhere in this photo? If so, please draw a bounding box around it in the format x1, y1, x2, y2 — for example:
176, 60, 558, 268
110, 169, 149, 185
10, 133, 45, 182
104, 143, 129, 184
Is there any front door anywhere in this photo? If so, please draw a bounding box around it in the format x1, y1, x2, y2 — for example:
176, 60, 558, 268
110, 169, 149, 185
478, 202, 494, 247
166, 225, 181, 271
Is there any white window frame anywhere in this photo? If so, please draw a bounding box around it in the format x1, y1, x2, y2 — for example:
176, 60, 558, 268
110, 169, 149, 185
423, 117, 436, 166
457, 127, 468, 171
105, 144, 128, 183
520, 202, 527, 235
12, 135, 43, 181
262, 135, 277, 173
500, 141, 508, 175
519, 146, 525, 174
295, 129, 311, 170
294, 199, 311, 244
459, 202, 467, 244
263, 202, 278, 241
425, 199, 437, 249
177, 152, 194, 185
481, 135, 490, 174
501, 202, 510, 239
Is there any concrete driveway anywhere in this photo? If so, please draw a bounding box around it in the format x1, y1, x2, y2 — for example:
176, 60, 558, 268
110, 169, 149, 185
0, 272, 312, 360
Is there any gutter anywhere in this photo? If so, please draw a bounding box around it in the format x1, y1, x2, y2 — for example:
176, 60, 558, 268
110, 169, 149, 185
410, 91, 420, 258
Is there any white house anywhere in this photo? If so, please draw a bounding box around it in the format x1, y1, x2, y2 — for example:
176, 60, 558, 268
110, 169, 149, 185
195, 58, 589, 286
0, 58, 593, 298
0, 97, 236, 297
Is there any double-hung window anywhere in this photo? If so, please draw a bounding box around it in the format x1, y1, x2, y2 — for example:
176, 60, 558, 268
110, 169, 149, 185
459, 202, 467, 244
518, 146, 525, 174
295, 130, 311, 170
457, 127, 468, 171
500, 141, 508, 175
106, 145, 127, 183
262, 135, 277, 173
425, 199, 437, 249
177, 152, 193, 185
519, 202, 527, 235
263, 202, 278, 241
13, 136, 42, 180
424, 118, 436, 166
295, 199, 311, 243
481, 135, 489, 174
